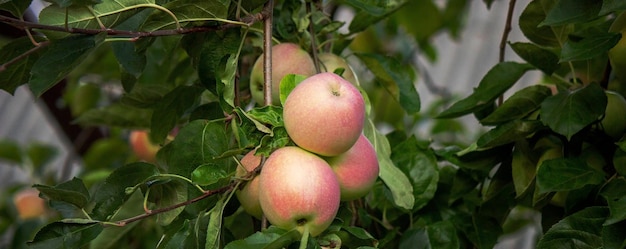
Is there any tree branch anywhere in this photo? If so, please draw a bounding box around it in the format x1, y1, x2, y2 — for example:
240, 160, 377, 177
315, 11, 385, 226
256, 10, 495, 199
0, 41, 50, 73
263, 0, 274, 106
497, 0, 517, 105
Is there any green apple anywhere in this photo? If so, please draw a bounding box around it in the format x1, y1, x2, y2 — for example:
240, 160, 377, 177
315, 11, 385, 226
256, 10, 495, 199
250, 43, 316, 106
129, 130, 160, 163
326, 134, 379, 201
283, 73, 366, 156
601, 91, 626, 140
317, 53, 359, 86
258, 146, 341, 237
13, 189, 47, 220
609, 11, 626, 80
235, 150, 263, 219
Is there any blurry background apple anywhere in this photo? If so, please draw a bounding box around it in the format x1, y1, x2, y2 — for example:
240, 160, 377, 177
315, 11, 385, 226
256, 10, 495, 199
317, 53, 359, 86
13, 189, 47, 220
129, 130, 160, 163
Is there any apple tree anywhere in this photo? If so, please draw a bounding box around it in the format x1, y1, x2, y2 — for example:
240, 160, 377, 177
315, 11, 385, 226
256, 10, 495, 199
0, 0, 625, 248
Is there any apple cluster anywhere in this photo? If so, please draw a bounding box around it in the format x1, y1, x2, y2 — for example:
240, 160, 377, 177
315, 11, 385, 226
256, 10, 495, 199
237, 44, 379, 237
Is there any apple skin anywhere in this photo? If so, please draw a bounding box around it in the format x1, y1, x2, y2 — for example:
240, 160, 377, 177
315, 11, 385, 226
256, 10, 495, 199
258, 146, 341, 237
601, 91, 626, 140
235, 150, 263, 219
250, 43, 316, 106
283, 72, 366, 156
317, 53, 359, 86
326, 134, 379, 201
13, 189, 46, 220
129, 130, 160, 163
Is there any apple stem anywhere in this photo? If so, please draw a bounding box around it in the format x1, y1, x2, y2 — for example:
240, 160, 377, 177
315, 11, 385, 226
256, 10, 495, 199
299, 225, 310, 249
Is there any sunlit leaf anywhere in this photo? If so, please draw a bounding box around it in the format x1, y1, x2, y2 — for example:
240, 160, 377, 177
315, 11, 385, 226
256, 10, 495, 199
141, 0, 229, 31
191, 163, 230, 186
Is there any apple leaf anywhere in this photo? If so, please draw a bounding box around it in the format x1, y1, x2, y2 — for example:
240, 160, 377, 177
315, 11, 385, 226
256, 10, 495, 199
191, 163, 230, 186
476, 120, 545, 149
600, 0, 626, 15
0, 140, 23, 164
364, 119, 415, 210
511, 140, 536, 197
560, 33, 621, 62
600, 178, 626, 225
43, 0, 101, 8
29, 34, 104, 97
355, 53, 420, 114
509, 42, 560, 75
224, 231, 285, 249
437, 62, 534, 119
537, 207, 607, 249
27, 220, 103, 249
390, 136, 439, 211
34, 177, 90, 209
141, 0, 229, 31
91, 162, 159, 220
74, 102, 153, 128
144, 176, 188, 226
519, 0, 562, 47
540, 0, 602, 26
346, 0, 406, 34
540, 83, 607, 140
480, 85, 552, 125
279, 74, 308, 106
453, 214, 501, 249
0, 37, 46, 94
206, 190, 237, 249
150, 85, 203, 144
536, 157, 605, 194
0, 0, 32, 17
399, 220, 458, 249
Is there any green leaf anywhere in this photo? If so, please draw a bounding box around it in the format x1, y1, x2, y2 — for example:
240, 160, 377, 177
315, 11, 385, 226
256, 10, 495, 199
0, 139, 22, 164
27, 143, 58, 169
519, 0, 562, 47
560, 33, 621, 62
91, 162, 159, 220
536, 157, 605, 194
391, 136, 439, 211
356, 53, 420, 113
74, 102, 153, 128
394, 0, 442, 43
600, 0, 626, 15
0, 0, 33, 17
476, 120, 545, 149
600, 177, 626, 225
206, 193, 235, 249
453, 214, 501, 249
279, 74, 308, 106
540, 0, 602, 26
141, 0, 229, 31
35, 177, 90, 208
437, 62, 534, 119
540, 83, 607, 140
399, 221, 458, 249
347, 0, 406, 33
43, 0, 101, 8
511, 140, 536, 197
224, 231, 283, 249
364, 119, 414, 210
191, 163, 230, 186
537, 206, 608, 249
509, 42, 560, 75
150, 85, 202, 144
481, 85, 552, 125
27, 220, 103, 249
29, 34, 104, 96
145, 177, 187, 226
217, 53, 238, 108
0, 37, 48, 94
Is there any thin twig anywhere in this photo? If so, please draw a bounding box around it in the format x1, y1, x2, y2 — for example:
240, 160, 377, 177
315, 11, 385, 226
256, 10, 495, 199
263, 0, 274, 106
497, 0, 517, 105
0, 41, 50, 73
307, 2, 320, 74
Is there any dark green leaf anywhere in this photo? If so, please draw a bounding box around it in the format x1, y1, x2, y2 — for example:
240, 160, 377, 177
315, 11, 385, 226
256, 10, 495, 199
43, 0, 100, 8
224, 231, 283, 249
27, 143, 58, 169
509, 42, 560, 75
34, 177, 90, 208
0, 37, 48, 94
536, 157, 605, 194
356, 53, 420, 113
91, 162, 159, 220
111, 42, 146, 79
600, 177, 626, 225
0, 139, 22, 164
540, 83, 607, 140
511, 140, 535, 197
146, 178, 187, 226
454, 214, 501, 249
74, 102, 153, 128
0, 0, 33, 17
391, 136, 439, 211
476, 120, 545, 149
394, 0, 442, 43
262, 228, 301, 249
347, 0, 406, 33
519, 0, 562, 47
537, 207, 608, 249
602, 220, 626, 249
560, 33, 621, 62
141, 0, 229, 31
541, 0, 602, 26
481, 85, 552, 125
601, 0, 626, 15
437, 62, 534, 119
400, 220, 458, 249
27, 220, 103, 249
29, 34, 104, 96
150, 85, 203, 144
191, 163, 230, 186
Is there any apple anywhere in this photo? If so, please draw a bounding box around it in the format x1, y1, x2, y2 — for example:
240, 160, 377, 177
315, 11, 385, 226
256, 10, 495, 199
234, 150, 263, 219
317, 53, 359, 86
609, 11, 626, 80
250, 43, 317, 106
326, 134, 379, 201
13, 189, 47, 220
258, 146, 340, 237
129, 130, 160, 163
601, 91, 626, 140
283, 72, 366, 156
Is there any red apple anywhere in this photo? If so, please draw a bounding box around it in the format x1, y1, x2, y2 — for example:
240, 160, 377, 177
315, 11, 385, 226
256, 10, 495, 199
258, 146, 340, 237
318, 53, 359, 86
326, 134, 379, 201
13, 189, 46, 220
129, 130, 160, 163
250, 43, 317, 106
283, 72, 366, 156
234, 150, 263, 219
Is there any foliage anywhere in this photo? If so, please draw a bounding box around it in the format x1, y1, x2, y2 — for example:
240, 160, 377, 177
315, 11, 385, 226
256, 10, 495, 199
1, 0, 626, 248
